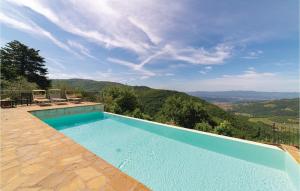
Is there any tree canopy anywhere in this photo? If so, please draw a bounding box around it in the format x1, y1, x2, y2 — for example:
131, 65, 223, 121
0, 40, 50, 89
102, 86, 139, 114
160, 95, 214, 129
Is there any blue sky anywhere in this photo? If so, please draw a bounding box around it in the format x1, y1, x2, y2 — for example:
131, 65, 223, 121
0, 0, 298, 92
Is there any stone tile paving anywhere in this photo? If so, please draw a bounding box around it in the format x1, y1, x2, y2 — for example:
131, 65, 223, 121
1, 103, 149, 191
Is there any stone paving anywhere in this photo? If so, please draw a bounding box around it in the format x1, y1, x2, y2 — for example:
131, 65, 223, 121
1, 103, 149, 191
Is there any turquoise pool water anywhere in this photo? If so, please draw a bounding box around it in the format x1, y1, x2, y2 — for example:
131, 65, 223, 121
35, 110, 299, 191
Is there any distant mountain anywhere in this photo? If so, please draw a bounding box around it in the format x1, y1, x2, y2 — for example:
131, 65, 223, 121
187, 91, 299, 103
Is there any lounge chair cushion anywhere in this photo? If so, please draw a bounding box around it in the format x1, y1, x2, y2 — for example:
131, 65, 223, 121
34, 98, 50, 102
68, 97, 81, 101
51, 98, 66, 101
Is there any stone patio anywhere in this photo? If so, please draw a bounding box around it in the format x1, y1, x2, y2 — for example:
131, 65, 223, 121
1, 103, 149, 191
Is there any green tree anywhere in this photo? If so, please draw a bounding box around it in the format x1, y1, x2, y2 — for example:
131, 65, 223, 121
1, 76, 38, 99
215, 120, 233, 136
194, 122, 213, 132
0, 40, 50, 89
160, 95, 211, 128
130, 108, 152, 120
102, 86, 139, 114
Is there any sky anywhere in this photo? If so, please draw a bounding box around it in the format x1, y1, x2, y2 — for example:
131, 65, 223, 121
0, 0, 299, 92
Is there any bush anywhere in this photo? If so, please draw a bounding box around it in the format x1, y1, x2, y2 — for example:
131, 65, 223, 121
215, 120, 233, 136
160, 95, 211, 128
1, 77, 38, 99
194, 122, 213, 132
130, 108, 152, 120
102, 86, 139, 114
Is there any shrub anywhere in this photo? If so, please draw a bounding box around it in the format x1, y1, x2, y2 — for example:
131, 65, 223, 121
1, 77, 38, 99
194, 122, 213, 132
102, 86, 139, 114
160, 95, 211, 128
215, 120, 233, 136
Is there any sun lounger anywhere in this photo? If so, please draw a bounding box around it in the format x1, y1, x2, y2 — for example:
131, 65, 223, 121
0, 98, 16, 108
49, 89, 67, 104
65, 90, 82, 103
32, 90, 51, 105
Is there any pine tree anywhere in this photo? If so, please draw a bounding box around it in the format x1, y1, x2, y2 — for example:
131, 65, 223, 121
0, 40, 50, 89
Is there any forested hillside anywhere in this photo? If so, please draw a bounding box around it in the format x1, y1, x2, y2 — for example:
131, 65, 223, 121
52, 79, 124, 92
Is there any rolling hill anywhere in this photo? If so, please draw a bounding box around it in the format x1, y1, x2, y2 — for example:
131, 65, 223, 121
52, 79, 124, 92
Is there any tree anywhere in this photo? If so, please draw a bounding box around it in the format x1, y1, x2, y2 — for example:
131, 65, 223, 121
102, 86, 139, 114
0, 40, 50, 89
215, 120, 233, 136
1, 77, 38, 99
194, 122, 213, 132
130, 108, 152, 120
160, 95, 211, 128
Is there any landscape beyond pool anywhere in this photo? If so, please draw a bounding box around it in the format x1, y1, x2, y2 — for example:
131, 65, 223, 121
32, 108, 299, 191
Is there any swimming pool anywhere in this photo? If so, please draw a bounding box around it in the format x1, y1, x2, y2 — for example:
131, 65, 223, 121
31, 107, 300, 191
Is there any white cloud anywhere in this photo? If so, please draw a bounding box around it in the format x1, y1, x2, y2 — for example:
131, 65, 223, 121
107, 57, 156, 79
46, 57, 66, 70
48, 67, 137, 83
107, 43, 230, 77
242, 50, 263, 59
221, 69, 275, 79
128, 16, 161, 45
199, 66, 213, 75
161, 69, 298, 92
5, 0, 154, 54
67, 40, 96, 59
5, 0, 233, 69
4, 0, 295, 88
163, 44, 232, 65
0, 12, 79, 56
165, 73, 175, 76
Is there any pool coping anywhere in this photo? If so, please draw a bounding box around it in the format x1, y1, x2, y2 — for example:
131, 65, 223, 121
1, 103, 150, 191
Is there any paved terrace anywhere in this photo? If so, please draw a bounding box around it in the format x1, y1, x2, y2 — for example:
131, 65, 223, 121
1, 102, 149, 191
